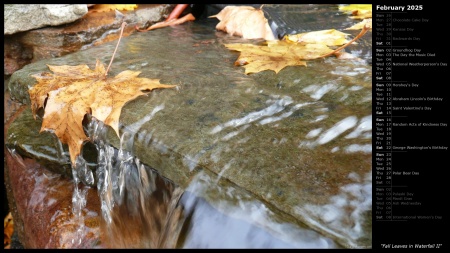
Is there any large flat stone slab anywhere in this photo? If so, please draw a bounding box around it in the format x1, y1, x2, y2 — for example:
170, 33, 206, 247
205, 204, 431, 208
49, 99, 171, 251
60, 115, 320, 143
7, 5, 372, 248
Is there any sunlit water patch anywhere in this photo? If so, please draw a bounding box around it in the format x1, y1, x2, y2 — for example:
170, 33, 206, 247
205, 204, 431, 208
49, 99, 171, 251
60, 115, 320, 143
300, 116, 357, 147
209, 96, 295, 134
299, 114, 372, 153
345, 115, 372, 140
331, 65, 370, 77
210, 96, 315, 142
302, 83, 339, 100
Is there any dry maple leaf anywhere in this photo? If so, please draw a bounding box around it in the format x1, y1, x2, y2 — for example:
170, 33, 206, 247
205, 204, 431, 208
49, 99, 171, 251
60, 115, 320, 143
225, 41, 334, 74
209, 5, 276, 41
284, 29, 351, 46
345, 18, 372, 30
340, 4, 372, 31
30, 59, 176, 165
339, 4, 372, 19
4, 212, 13, 249
90, 4, 137, 12
225, 25, 370, 74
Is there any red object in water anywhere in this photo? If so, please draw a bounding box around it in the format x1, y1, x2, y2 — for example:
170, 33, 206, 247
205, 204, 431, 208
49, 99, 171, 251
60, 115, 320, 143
166, 4, 189, 21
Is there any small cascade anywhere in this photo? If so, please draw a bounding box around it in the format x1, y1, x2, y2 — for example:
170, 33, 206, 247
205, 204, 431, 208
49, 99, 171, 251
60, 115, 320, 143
87, 115, 185, 248
68, 156, 93, 247
70, 107, 342, 248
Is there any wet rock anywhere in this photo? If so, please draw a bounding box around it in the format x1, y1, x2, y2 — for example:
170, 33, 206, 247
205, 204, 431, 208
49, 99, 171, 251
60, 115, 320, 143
4, 90, 97, 185
4, 91, 25, 125
3, 37, 33, 76
4, 4, 88, 35
3, 4, 173, 80
10, 231, 25, 249
4, 151, 103, 248
13, 4, 173, 59
5, 107, 75, 180
7, 5, 372, 248
4, 94, 102, 248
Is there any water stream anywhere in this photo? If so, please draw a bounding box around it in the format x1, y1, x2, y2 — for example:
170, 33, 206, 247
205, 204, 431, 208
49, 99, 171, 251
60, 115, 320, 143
6, 4, 372, 248
69, 116, 337, 248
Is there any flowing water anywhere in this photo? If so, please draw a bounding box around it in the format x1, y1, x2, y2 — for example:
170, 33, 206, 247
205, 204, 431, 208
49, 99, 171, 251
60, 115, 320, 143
7, 4, 372, 249
70, 117, 338, 248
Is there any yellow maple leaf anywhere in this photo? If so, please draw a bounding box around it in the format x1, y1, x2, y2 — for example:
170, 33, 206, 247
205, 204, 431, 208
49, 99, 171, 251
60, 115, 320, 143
225, 25, 370, 75
4, 212, 13, 249
339, 4, 372, 31
30, 59, 176, 165
284, 29, 351, 46
339, 4, 372, 19
90, 4, 138, 12
209, 5, 276, 41
346, 18, 372, 30
225, 41, 334, 74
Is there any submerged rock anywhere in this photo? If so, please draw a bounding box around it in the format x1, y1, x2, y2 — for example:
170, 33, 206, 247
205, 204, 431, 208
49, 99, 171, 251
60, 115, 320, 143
6, 5, 372, 248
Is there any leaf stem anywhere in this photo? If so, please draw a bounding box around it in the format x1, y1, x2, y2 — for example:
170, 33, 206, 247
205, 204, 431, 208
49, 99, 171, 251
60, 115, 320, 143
105, 21, 127, 77
317, 24, 370, 59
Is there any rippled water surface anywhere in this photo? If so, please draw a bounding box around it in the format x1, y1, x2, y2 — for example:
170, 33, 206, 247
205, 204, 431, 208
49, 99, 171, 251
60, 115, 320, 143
8, 4, 372, 249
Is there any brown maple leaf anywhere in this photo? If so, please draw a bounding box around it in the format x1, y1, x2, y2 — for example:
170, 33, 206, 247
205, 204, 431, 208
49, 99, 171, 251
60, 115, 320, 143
209, 5, 276, 41
339, 4, 372, 20
225, 41, 334, 74
90, 4, 137, 12
4, 212, 13, 249
225, 25, 370, 74
345, 18, 372, 31
283, 29, 351, 46
30, 59, 176, 165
